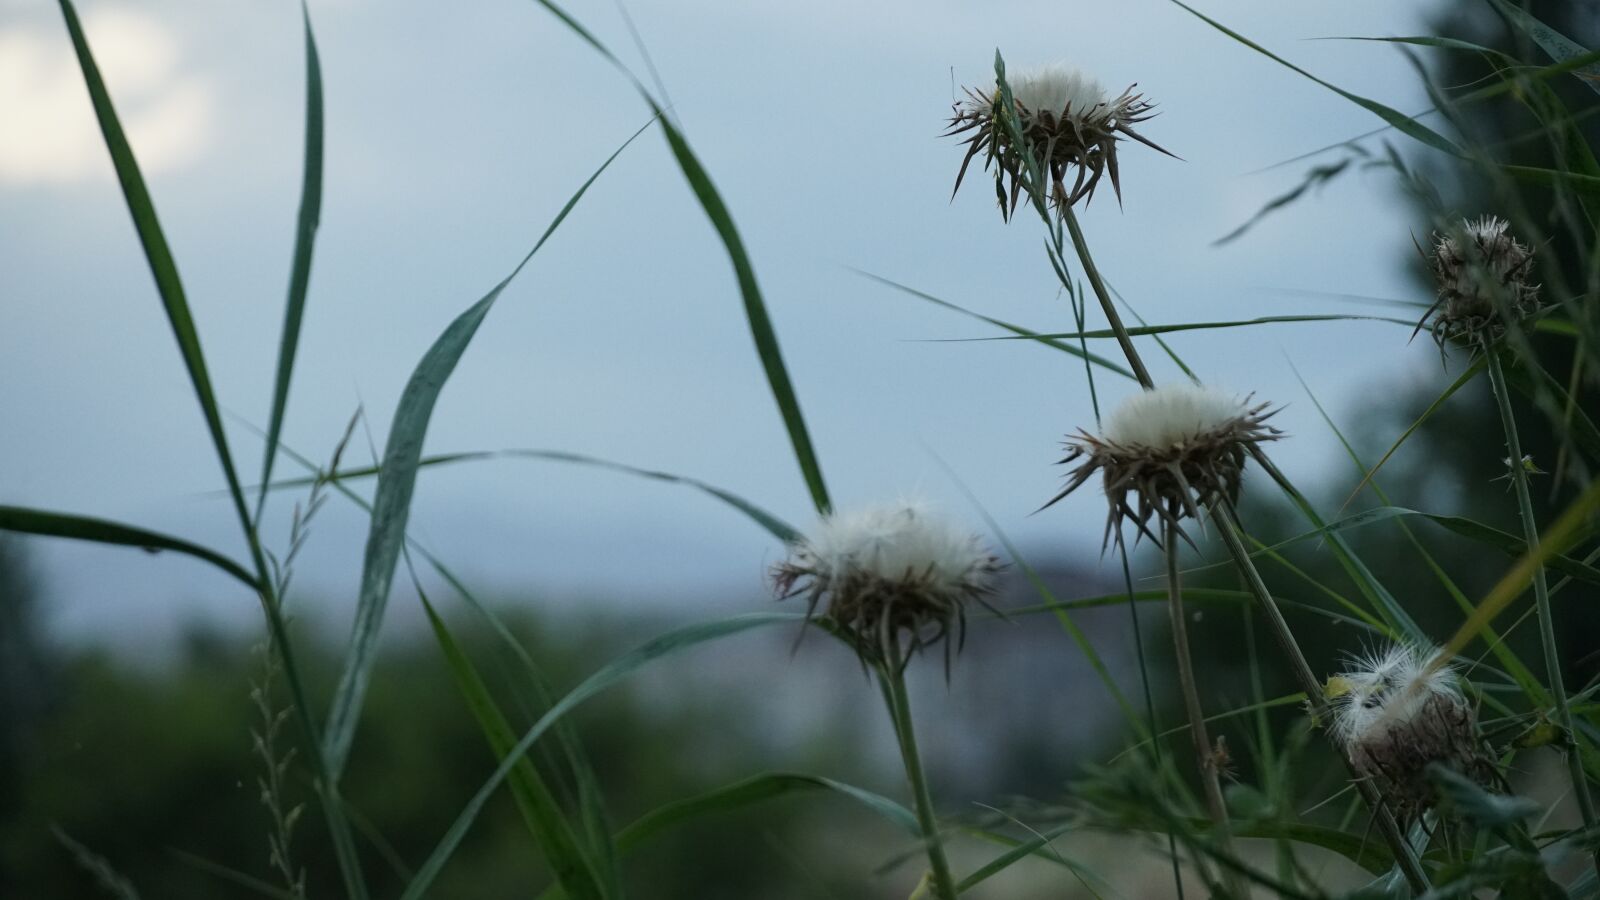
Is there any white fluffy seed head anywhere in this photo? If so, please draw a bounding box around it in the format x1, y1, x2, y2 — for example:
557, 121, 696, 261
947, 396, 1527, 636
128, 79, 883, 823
1329, 643, 1463, 747
1099, 383, 1253, 451
795, 499, 996, 591
985, 63, 1114, 123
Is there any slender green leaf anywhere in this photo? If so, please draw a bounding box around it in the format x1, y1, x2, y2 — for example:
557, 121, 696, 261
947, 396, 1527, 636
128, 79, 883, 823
0, 505, 256, 589
1340, 359, 1484, 512
615, 772, 918, 852
1227, 506, 1600, 587
257, 2, 325, 519
1167, 0, 1463, 157
399, 613, 809, 900
1487, 0, 1600, 95
419, 589, 605, 900
257, 448, 799, 543
322, 120, 652, 780
852, 269, 1136, 380
947, 313, 1416, 342
653, 115, 832, 514
56, 0, 255, 537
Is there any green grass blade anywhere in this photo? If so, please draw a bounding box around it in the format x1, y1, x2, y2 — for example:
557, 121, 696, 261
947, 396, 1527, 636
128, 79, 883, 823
615, 772, 919, 852
851, 269, 1136, 380
1219, 506, 1600, 587
321, 120, 651, 780
256, 1, 325, 521
55, 0, 254, 538
652, 115, 831, 514
1487, 0, 1600, 95
946, 313, 1416, 341
418, 585, 605, 900
0, 505, 257, 589
1166, 0, 1463, 157
1339, 358, 1484, 512
398, 612, 811, 900
254, 424, 623, 894
255, 448, 800, 543
956, 823, 1080, 892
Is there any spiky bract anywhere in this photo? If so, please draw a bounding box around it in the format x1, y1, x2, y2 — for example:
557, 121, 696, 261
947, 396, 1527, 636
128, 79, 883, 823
1047, 383, 1280, 548
1419, 216, 1540, 352
946, 62, 1171, 218
771, 500, 1002, 670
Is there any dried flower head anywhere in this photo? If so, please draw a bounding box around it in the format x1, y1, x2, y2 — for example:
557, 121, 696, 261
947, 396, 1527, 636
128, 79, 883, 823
771, 499, 1002, 669
1418, 216, 1540, 351
946, 62, 1173, 218
1329, 644, 1495, 824
1046, 383, 1281, 548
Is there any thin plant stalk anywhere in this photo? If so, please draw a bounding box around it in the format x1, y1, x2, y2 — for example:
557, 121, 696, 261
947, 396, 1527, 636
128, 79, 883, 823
879, 646, 958, 900
1483, 342, 1600, 876
1060, 205, 1154, 389
1049, 209, 1430, 892
1165, 521, 1248, 898
1211, 496, 1430, 892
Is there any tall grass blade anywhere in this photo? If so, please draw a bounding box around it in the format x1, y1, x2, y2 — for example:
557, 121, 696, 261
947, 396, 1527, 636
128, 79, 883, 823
1165, 0, 1464, 157
1487, 0, 1600, 95
321, 119, 652, 780
257, 1, 325, 521
615, 772, 919, 852
55, 0, 254, 534
418, 587, 606, 900
0, 506, 257, 589
399, 612, 811, 900
653, 115, 832, 514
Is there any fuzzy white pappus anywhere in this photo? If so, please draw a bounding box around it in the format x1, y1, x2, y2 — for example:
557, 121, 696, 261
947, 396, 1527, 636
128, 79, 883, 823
969, 63, 1113, 123
793, 500, 995, 592
1100, 382, 1254, 451
1327, 642, 1494, 822
1329, 643, 1462, 746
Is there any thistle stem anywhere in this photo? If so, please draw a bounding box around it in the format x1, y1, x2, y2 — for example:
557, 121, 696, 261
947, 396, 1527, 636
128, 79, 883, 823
1060, 206, 1154, 390
1211, 497, 1430, 893
1165, 521, 1248, 898
1484, 344, 1600, 876
880, 652, 958, 900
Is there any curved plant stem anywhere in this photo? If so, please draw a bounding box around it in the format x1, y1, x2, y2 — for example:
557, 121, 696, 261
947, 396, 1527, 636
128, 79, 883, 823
1165, 522, 1248, 898
1212, 495, 1430, 893
879, 650, 958, 900
1484, 344, 1600, 877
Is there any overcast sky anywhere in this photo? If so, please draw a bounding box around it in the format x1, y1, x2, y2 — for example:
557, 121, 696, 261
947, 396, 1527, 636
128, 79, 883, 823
0, 0, 1462, 652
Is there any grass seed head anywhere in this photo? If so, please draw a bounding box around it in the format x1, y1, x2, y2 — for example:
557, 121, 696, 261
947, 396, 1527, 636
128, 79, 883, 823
771, 499, 1002, 670
1420, 216, 1540, 352
1329, 643, 1495, 824
1046, 383, 1281, 548
946, 62, 1172, 219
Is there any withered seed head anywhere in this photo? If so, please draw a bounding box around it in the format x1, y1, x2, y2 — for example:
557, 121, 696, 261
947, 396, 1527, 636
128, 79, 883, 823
945, 62, 1175, 219
1417, 216, 1540, 354
1044, 383, 1281, 549
1328, 644, 1496, 825
770, 500, 1003, 671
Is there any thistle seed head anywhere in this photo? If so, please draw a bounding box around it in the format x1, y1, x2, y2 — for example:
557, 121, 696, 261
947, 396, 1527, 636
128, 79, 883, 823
946, 61, 1174, 219
1419, 216, 1540, 352
1046, 383, 1281, 549
1329, 644, 1496, 825
771, 499, 1003, 671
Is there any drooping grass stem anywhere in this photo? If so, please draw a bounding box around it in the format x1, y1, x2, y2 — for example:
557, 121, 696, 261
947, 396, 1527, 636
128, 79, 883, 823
1483, 342, 1600, 876
1164, 521, 1247, 898
879, 648, 958, 900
